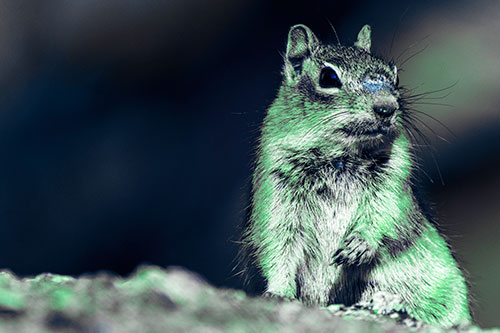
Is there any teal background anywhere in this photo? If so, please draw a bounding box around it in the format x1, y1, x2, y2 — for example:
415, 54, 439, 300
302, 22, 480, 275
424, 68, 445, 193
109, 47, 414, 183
0, 0, 497, 328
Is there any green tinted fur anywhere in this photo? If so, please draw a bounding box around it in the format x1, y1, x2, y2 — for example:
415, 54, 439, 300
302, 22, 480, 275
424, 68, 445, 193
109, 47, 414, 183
243, 24, 471, 327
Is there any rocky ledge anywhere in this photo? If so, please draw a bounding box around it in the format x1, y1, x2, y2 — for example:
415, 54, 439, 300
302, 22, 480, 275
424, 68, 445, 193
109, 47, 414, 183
0, 265, 494, 332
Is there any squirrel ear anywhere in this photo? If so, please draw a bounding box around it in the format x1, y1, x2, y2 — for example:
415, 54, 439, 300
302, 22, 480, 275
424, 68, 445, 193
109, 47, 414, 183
285, 24, 318, 80
354, 25, 371, 53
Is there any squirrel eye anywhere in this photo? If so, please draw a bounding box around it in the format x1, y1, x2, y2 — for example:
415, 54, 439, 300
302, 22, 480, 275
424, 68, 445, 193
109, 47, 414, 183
319, 67, 342, 88
395, 74, 400, 87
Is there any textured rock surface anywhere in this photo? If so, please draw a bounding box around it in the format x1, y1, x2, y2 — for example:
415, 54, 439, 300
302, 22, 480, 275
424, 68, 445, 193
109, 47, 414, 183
0, 265, 494, 332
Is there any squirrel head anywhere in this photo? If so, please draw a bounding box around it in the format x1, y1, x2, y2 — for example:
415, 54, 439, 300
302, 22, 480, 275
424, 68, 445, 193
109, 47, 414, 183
268, 24, 403, 155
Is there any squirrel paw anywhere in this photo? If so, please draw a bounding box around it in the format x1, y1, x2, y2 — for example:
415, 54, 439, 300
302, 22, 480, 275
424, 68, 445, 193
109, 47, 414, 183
331, 233, 376, 266
370, 291, 405, 315
262, 291, 295, 302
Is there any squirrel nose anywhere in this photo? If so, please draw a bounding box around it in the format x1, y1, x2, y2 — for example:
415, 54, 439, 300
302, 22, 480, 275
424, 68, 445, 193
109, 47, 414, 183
373, 105, 396, 118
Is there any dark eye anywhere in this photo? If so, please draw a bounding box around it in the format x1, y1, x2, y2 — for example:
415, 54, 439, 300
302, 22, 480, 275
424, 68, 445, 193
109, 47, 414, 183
319, 67, 342, 89
395, 74, 400, 87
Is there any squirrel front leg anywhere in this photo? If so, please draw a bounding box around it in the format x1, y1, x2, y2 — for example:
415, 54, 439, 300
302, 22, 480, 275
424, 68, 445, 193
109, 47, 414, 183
252, 176, 304, 298
258, 234, 302, 298
331, 191, 410, 266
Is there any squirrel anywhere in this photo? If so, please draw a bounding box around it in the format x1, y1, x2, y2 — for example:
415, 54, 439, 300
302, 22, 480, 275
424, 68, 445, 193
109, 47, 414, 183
241, 24, 471, 327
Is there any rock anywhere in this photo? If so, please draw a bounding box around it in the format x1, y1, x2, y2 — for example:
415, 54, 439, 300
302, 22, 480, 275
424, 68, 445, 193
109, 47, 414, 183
0, 265, 493, 332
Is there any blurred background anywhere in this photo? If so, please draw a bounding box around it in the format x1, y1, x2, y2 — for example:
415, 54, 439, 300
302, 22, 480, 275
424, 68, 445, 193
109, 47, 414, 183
0, 0, 497, 328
